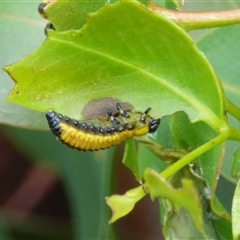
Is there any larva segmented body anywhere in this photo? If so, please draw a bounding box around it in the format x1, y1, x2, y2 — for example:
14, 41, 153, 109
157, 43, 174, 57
46, 103, 160, 151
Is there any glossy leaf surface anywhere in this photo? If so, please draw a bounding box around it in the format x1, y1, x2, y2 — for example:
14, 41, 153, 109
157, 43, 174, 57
170, 112, 230, 218
106, 185, 146, 223
197, 25, 240, 183
232, 147, 240, 178
0, 1, 47, 128
123, 139, 141, 182
5, 1, 225, 131
232, 179, 240, 240
144, 168, 204, 233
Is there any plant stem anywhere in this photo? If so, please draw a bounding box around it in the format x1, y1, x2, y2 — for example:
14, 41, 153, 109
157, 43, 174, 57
160, 130, 230, 179
226, 98, 240, 122
149, 3, 240, 31
137, 136, 187, 162
228, 126, 240, 141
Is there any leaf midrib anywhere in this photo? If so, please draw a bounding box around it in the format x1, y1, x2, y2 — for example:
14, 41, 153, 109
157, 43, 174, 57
50, 35, 224, 129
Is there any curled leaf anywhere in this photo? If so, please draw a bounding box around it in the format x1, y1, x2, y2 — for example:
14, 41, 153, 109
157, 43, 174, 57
144, 168, 204, 233
106, 185, 146, 223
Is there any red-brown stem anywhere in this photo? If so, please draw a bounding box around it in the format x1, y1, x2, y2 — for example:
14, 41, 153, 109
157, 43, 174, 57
149, 3, 240, 31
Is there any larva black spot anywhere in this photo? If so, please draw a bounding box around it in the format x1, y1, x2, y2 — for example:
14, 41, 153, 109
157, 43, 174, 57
73, 120, 78, 126
46, 103, 160, 151
106, 127, 113, 133
90, 125, 97, 132
98, 127, 105, 134
149, 119, 161, 133
82, 123, 88, 130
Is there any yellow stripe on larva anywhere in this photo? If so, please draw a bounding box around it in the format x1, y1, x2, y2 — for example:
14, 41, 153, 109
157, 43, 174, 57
59, 122, 136, 151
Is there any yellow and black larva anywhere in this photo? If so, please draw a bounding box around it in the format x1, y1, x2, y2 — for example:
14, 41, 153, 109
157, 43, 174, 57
46, 103, 160, 151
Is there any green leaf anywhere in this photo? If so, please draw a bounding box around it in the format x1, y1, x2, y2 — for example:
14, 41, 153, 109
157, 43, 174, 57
145, 167, 224, 239
43, 0, 110, 31
5, 1, 225, 131
106, 185, 146, 223
43, 0, 149, 32
170, 112, 230, 219
181, 0, 240, 12
0, 1, 47, 128
232, 147, 240, 178
165, 0, 181, 10
197, 25, 240, 183
137, 144, 169, 180
212, 217, 232, 240
232, 179, 240, 240
163, 207, 219, 240
122, 138, 141, 182
132, 116, 183, 180
144, 168, 204, 233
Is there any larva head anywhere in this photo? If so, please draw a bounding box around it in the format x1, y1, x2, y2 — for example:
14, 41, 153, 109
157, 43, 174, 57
129, 107, 160, 136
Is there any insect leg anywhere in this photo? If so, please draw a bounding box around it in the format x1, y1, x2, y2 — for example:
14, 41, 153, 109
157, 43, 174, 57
139, 107, 151, 123
116, 103, 129, 118
107, 110, 120, 125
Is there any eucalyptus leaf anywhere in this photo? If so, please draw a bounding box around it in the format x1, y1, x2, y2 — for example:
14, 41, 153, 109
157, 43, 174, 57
0, 1, 47, 128
170, 112, 229, 219
232, 147, 240, 178
197, 25, 240, 183
165, 0, 181, 10
106, 185, 146, 223
5, 1, 225, 131
42, 0, 111, 31
122, 138, 141, 182
43, 0, 150, 33
163, 207, 218, 240
144, 168, 204, 233
232, 179, 240, 240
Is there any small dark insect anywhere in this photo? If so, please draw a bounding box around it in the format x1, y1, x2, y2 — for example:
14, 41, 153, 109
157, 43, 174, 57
46, 103, 160, 151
